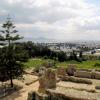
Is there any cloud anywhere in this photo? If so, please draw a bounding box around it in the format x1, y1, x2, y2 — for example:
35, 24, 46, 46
0, 0, 100, 41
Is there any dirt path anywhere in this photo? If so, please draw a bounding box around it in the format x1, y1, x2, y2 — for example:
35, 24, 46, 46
1, 81, 39, 100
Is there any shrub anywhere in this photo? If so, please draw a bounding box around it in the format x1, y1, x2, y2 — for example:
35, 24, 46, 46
58, 51, 67, 62
94, 63, 100, 67
33, 60, 57, 75
83, 55, 100, 60
43, 56, 48, 59
42, 60, 56, 68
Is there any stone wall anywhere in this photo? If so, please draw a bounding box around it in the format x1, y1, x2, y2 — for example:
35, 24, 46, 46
46, 89, 97, 100
47, 89, 97, 100
74, 70, 91, 78
27, 89, 97, 100
74, 70, 100, 79
95, 72, 100, 79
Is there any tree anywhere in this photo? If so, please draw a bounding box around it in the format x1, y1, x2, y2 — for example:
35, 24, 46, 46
23, 41, 36, 57
69, 50, 78, 61
79, 50, 83, 58
58, 51, 67, 62
0, 16, 26, 87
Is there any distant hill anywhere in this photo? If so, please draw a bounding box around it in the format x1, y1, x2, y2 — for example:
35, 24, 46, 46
20, 37, 59, 43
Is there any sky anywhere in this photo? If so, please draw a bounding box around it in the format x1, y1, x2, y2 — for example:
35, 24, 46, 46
0, 0, 100, 42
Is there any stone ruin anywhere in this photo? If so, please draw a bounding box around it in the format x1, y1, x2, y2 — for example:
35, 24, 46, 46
38, 68, 56, 93
27, 65, 100, 100
66, 64, 76, 76
57, 67, 67, 77
74, 69, 100, 79
27, 68, 57, 100
38, 67, 46, 76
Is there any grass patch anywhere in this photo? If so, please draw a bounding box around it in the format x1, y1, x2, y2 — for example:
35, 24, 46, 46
23, 58, 56, 69
57, 60, 100, 69
23, 58, 44, 69
23, 58, 100, 69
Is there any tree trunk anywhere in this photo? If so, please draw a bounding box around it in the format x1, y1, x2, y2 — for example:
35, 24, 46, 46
8, 36, 13, 87
10, 75, 13, 87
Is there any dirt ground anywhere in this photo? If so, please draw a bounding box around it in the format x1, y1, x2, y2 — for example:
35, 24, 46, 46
0, 73, 39, 100
1, 80, 39, 100
57, 78, 100, 92
1, 70, 100, 100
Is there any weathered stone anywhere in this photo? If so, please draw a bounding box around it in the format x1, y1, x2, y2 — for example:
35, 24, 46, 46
95, 85, 100, 90
27, 91, 48, 100
67, 64, 76, 76
74, 69, 100, 79
61, 76, 92, 84
27, 91, 35, 100
38, 68, 56, 93
94, 72, 100, 79
91, 69, 96, 79
46, 89, 97, 100
39, 76, 46, 88
57, 67, 66, 77
74, 70, 92, 78
39, 67, 46, 76
35, 92, 48, 100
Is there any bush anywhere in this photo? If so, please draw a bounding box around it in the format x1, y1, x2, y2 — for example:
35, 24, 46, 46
94, 63, 100, 67
33, 60, 57, 75
43, 56, 48, 59
83, 55, 100, 60
33, 66, 40, 73
42, 60, 56, 68
58, 51, 67, 62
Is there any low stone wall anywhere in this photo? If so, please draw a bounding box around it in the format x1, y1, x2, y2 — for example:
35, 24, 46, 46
61, 76, 92, 84
95, 72, 100, 79
27, 89, 98, 100
77, 69, 92, 72
74, 70, 100, 79
46, 89, 97, 100
74, 70, 92, 78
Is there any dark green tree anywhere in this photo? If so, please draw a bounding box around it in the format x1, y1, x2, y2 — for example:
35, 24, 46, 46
57, 51, 67, 62
0, 17, 27, 87
79, 50, 83, 58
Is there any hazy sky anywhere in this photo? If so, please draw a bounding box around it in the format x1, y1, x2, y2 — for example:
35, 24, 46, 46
0, 0, 100, 41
